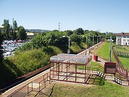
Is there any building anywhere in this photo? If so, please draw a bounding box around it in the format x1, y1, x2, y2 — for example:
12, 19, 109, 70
0, 26, 4, 33
26, 32, 35, 39
115, 33, 129, 45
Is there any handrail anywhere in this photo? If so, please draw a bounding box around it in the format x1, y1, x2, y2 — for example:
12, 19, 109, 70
8, 72, 50, 97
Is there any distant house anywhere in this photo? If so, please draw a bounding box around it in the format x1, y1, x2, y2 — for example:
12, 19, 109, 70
26, 32, 35, 39
0, 26, 4, 33
115, 33, 129, 45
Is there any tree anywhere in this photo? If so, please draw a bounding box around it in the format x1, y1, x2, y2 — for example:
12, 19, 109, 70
70, 33, 82, 44
31, 31, 68, 52
66, 30, 73, 36
13, 20, 18, 30
32, 34, 45, 48
12, 20, 18, 40
17, 26, 27, 40
75, 28, 84, 35
105, 32, 116, 42
2, 19, 10, 39
9, 26, 15, 40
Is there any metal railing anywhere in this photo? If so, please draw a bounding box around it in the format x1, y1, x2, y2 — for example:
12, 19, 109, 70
112, 47, 129, 82
8, 72, 51, 97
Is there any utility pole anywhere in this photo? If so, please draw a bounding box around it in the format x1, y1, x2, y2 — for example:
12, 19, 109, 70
86, 36, 88, 47
93, 36, 95, 45
85, 37, 87, 43
97, 36, 100, 43
62, 36, 71, 54
96, 36, 99, 43
67, 36, 70, 54
109, 36, 112, 62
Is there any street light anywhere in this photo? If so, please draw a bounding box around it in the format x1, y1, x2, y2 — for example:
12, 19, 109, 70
62, 36, 71, 54
108, 36, 114, 62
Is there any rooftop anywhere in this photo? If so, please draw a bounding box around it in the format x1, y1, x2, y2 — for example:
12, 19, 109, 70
50, 53, 91, 64
115, 33, 129, 36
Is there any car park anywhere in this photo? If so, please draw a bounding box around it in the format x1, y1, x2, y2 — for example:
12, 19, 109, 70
2, 40, 26, 57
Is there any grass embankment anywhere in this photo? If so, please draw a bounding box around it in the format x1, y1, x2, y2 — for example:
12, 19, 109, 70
115, 45, 129, 53
95, 42, 115, 61
95, 41, 129, 70
78, 61, 103, 72
0, 46, 62, 88
114, 45, 129, 70
47, 82, 129, 97
70, 42, 87, 53
119, 57, 129, 69
8, 46, 62, 76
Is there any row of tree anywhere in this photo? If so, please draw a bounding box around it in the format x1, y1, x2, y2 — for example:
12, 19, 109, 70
1, 19, 27, 40
0, 27, 116, 88
18, 28, 115, 53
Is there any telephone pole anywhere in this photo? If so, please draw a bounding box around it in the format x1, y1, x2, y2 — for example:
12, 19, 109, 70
109, 36, 112, 62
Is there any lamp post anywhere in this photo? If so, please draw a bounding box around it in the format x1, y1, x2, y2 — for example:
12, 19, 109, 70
93, 36, 95, 45
86, 36, 88, 45
67, 36, 70, 54
97, 36, 99, 43
109, 36, 113, 62
62, 36, 71, 54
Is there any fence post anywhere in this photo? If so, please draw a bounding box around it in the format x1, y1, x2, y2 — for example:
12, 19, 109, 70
126, 70, 128, 79
39, 82, 40, 92
32, 82, 33, 91
126, 70, 129, 86
27, 83, 29, 95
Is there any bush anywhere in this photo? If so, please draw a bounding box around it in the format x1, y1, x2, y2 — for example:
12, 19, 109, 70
70, 33, 82, 44
70, 42, 82, 53
0, 61, 17, 88
17, 42, 33, 51
79, 42, 87, 49
8, 49, 49, 75
0, 46, 62, 88
42, 46, 62, 56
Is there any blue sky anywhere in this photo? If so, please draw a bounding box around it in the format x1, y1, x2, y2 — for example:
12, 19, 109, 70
0, 0, 129, 33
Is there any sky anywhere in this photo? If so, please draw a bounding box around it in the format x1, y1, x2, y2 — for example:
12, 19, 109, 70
0, 0, 129, 33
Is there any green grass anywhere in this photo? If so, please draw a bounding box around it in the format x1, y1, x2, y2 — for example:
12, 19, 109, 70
48, 82, 129, 97
114, 45, 129, 70
95, 41, 129, 70
95, 42, 115, 61
79, 42, 87, 49
70, 42, 82, 53
119, 56, 129, 70
78, 61, 103, 72
115, 45, 129, 53
8, 49, 49, 75
8, 46, 62, 76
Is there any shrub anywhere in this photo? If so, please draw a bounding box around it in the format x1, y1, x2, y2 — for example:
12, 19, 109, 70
0, 61, 17, 88
8, 49, 49, 75
70, 33, 82, 44
17, 42, 33, 51
79, 42, 87, 49
42, 46, 62, 56
70, 42, 82, 53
